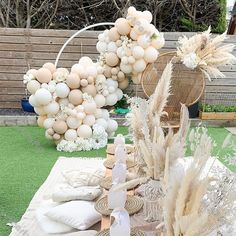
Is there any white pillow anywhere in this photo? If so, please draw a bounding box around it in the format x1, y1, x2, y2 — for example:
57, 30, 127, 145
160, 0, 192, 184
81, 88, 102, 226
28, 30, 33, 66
45, 200, 101, 230
36, 201, 73, 234
52, 184, 102, 202
62, 167, 106, 187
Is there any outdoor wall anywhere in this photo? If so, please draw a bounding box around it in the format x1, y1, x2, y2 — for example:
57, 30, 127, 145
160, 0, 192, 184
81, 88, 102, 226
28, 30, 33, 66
0, 28, 236, 108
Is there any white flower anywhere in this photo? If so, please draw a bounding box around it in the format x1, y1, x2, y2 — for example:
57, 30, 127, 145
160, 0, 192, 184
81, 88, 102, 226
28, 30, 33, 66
23, 73, 35, 84
182, 52, 199, 69
54, 71, 69, 82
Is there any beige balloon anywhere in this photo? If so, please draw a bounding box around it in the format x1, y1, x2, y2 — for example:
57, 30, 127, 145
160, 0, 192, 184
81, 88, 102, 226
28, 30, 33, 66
105, 53, 119, 67
82, 84, 97, 97
66, 73, 80, 89
68, 89, 83, 106
118, 78, 129, 89
115, 18, 131, 35
52, 120, 68, 134
36, 68, 52, 83
37, 115, 47, 128
43, 62, 56, 74
108, 27, 120, 41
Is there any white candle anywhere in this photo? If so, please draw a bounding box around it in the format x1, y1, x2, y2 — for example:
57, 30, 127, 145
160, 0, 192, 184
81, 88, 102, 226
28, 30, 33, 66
112, 162, 127, 184
114, 144, 127, 163
108, 184, 127, 209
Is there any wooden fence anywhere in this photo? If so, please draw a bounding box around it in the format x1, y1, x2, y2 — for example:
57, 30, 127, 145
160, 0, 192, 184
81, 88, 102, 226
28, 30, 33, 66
0, 28, 236, 108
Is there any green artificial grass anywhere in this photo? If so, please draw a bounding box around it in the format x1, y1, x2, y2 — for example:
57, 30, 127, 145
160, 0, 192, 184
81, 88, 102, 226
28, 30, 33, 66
0, 126, 235, 235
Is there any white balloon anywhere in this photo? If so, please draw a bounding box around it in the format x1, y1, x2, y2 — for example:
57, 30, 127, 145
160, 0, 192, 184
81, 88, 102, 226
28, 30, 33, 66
132, 46, 145, 59
27, 80, 40, 94
43, 118, 55, 129
65, 129, 77, 141
106, 93, 118, 106
106, 119, 118, 133
55, 83, 70, 98
96, 118, 108, 129
35, 88, 52, 105
44, 102, 60, 115
77, 112, 86, 120
94, 94, 106, 108
79, 56, 93, 67
116, 88, 123, 100
75, 105, 84, 112
144, 46, 159, 63
34, 106, 47, 115
48, 84, 56, 93
108, 86, 116, 94
120, 63, 132, 74
94, 109, 103, 118
82, 101, 97, 115
83, 114, 96, 126
77, 125, 92, 138
101, 109, 110, 120
133, 59, 146, 73
142, 11, 153, 23
29, 95, 40, 107
107, 42, 117, 53
96, 41, 107, 53
137, 35, 150, 48
134, 19, 149, 35
98, 33, 105, 42
41, 83, 48, 89
87, 65, 97, 78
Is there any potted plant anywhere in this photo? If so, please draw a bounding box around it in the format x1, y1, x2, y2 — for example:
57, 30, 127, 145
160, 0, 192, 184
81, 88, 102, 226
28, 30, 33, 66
199, 103, 236, 120
21, 89, 35, 113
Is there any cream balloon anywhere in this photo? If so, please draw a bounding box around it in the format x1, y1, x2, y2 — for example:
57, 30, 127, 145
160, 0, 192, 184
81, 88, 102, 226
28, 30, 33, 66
94, 109, 103, 118
26, 69, 38, 77
76, 112, 86, 120
106, 93, 118, 106
137, 35, 150, 48
96, 41, 107, 53
132, 46, 145, 59
34, 106, 47, 115
87, 66, 97, 78
106, 119, 118, 133
37, 115, 47, 128
64, 129, 77, 141
142, 10, 153, 23
66, 116, 82, 129
82, 101, 97, 115
44, 102, 60, 115
35, 88, 52, 105
83, 115, 96, 126
133, 59, 146, 73
43, 118, 55, 129
27, 80, 41, 94
107, 42, 118, 53
58, 98, 69, 106
77, 125, 92, 138
80, 79, 88, 87
79, 56, 93, 67
45, 132, 53, 140
46, 128, 55, 135
94, 94, 106, 108
144, 46, 159, 63
120, 63, 132, 74
96, 118, 108, 129
82, 85, 97, 97
43, 62, 56, 74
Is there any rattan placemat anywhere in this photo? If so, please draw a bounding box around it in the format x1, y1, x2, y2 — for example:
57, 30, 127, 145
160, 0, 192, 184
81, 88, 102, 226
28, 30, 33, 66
95, 195, 143, 216
96, 228, 145, 236
100, 176, 139, 190
103, 158, 136, 169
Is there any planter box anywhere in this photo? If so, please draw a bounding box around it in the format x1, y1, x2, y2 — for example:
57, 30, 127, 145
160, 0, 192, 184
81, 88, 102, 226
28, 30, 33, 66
200, 111, 236, 120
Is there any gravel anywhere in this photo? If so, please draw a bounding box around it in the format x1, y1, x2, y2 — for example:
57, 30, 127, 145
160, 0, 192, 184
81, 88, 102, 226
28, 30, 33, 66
0, 109, 36, 116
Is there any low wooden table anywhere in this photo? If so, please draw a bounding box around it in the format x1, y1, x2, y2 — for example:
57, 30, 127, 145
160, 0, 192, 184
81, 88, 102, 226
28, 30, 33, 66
100, 143, 135, 230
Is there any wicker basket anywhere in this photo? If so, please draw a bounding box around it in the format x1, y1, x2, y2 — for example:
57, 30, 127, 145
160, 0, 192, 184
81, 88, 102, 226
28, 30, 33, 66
141, 51, 205, 117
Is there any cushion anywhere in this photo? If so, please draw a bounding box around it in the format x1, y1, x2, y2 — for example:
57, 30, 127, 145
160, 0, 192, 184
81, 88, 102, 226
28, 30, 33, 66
45, 200, 101, 230
52, 184, 102, 202
62, 167, 106, 187
36, 201, 73, 234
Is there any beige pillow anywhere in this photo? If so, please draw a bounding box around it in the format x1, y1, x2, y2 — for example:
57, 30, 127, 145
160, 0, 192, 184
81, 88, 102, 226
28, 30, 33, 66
62, 167, 106, 187
45, 200, 101, 230
52, 184, 102, 202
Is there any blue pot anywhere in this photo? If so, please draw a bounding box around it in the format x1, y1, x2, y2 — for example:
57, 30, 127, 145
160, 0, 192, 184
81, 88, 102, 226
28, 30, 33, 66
21, 98, 35, 113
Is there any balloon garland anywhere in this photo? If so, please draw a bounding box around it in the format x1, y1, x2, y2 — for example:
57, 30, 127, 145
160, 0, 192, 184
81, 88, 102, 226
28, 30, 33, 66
23, 6, 165, 152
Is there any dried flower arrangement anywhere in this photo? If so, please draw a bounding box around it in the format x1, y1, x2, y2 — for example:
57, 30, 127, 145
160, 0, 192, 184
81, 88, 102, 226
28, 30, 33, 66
126, 62, 190, 180
160, 128, 236, 236
176, 26, 236, 80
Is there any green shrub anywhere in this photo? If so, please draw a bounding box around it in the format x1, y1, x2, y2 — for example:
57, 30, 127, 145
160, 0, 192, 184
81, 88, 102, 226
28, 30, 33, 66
200, 104, 236, 112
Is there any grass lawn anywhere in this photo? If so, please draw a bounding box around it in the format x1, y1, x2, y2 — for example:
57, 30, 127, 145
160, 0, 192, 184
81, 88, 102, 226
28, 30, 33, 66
0, 126, 235, 235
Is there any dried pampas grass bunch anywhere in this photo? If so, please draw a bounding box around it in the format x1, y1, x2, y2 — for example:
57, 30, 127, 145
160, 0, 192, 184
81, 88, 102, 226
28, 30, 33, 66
176, 26, 236, 80
126, 62, 190, 180
162, 128, 236, 236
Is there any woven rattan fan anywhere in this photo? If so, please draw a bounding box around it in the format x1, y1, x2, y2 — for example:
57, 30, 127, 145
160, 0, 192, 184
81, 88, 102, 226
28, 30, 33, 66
141, 51, 205, 121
